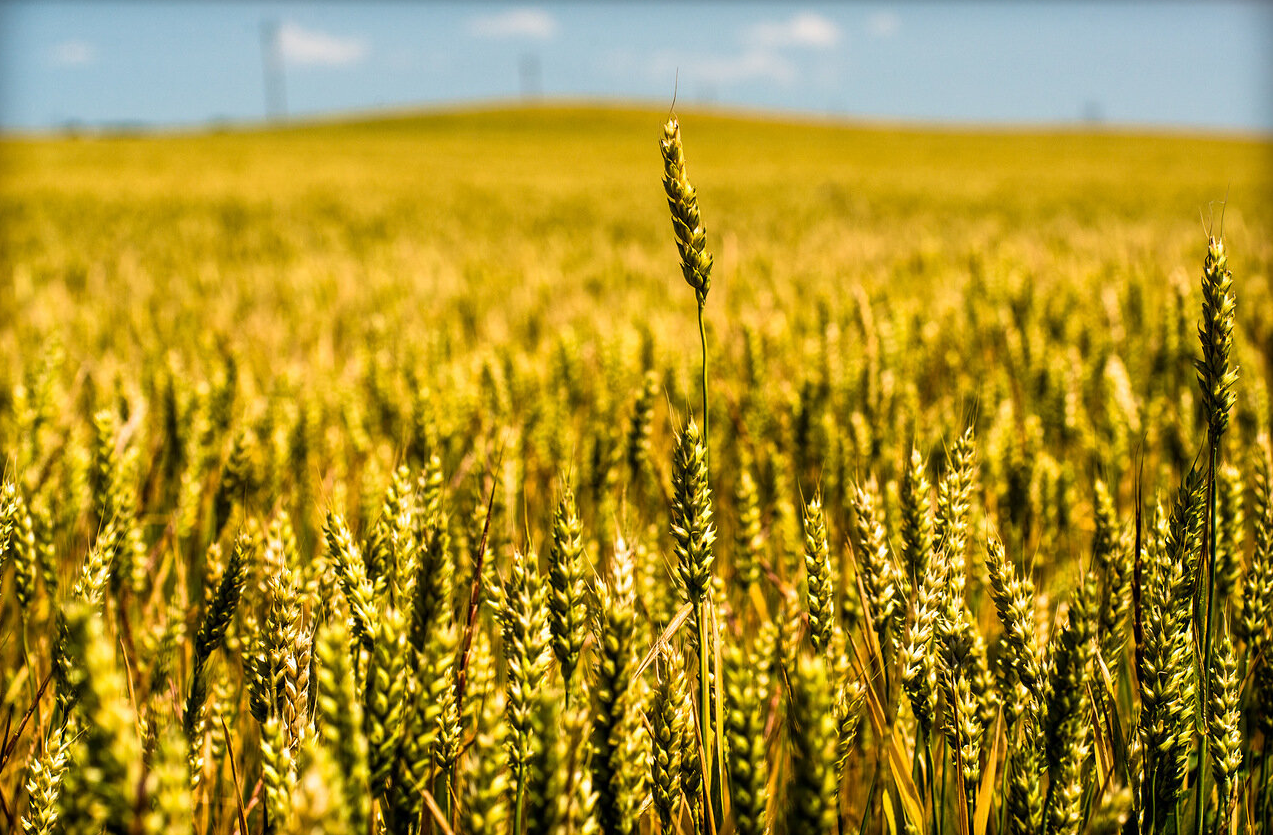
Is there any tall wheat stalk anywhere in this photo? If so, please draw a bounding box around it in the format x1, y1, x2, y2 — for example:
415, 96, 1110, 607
1193, 233, 1238, 835
660, 114, 714, 465
661, 111, 719, 832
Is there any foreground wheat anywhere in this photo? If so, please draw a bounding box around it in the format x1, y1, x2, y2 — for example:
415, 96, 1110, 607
661, 111, 721, 831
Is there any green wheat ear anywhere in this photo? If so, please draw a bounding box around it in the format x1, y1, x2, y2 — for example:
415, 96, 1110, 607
1041, 583, 1095, 832
363, 604, 407, 791
1196, 235, 1238, 443
672, 418, 715, 604
591, 537, 643, 835
185, 532, 248, 744
260, 713, 295, 833
850, 479, 905, 649
733, 462, 763, 592
900, 540, 945, 735
1243, 434, 1273, 653
20, 723, 73, 835
660, 115, 713, 307
547, 485, 587, 689
61, 601, 143, 835
463, 684, 511, 835
501, 547, 550, 833
626, 369, 659, 490
1005, 718, 1045, 833
983, 534, 1043, 707
833, 676, 865, 810
1208, 628, 1241, 831
787, 654, 838, 834
801, 493, 833, 652
723, 640, 768, 835
323, 512, 378, 651
1215, 462, 1244, 614
1091, 479, 1132, 685
649, 644, 686, 832
316, 613, 370, 834
899, 445, 934, 584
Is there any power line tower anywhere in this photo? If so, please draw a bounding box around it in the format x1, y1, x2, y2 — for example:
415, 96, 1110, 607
261, 19, 287, 121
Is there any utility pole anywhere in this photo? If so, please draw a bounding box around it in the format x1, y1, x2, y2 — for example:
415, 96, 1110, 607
261, 19, 286, 121
518, 53, 541, 99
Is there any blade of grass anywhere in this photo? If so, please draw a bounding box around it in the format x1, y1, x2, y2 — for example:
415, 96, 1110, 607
220, 716, 249, 835
423, 788, 456, 835
848, 635, 924, 827
710, 598, 730, 825
974, 708, 1003, 835
634, 602, 693, 678
455, 451, 500, 709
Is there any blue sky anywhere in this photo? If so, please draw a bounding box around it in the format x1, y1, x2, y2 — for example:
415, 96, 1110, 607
2, 2, 1271, 132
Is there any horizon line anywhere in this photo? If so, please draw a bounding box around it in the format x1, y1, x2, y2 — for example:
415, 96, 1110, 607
3, 96, 1271, 143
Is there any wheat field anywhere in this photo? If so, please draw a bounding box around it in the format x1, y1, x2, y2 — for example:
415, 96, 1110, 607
1, 104, 1272, 834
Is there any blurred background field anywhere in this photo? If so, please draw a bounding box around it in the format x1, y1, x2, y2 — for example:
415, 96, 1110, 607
4, 103, 1271, 394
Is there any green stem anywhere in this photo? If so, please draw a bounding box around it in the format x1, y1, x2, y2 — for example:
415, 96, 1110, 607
1259, 748, 1269, 833
859, 768, 880, 835
710, 603, 727, 830
1145, 757, 1156, 834
695, 601, 713, 835
924, 734, 938, 835
997, 731, 1011, 835
513, 765, 525, 835
22, 625, 36, 706
939, 743, 948, 835
446, 768, 456, 834
697, 284, 720, 833
697, 302, 709, 468
910, 733, 923, 795
840, 769, 850, 835
1195, 441, 1220, 835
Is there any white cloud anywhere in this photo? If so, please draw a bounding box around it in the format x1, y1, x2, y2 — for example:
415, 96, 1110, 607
745, 12, 840, 49
652, 49, 797, 87
867, 11, 900, 39
278, 22, 368, 66
468, 8, 558, 40
50, 40, 94, 67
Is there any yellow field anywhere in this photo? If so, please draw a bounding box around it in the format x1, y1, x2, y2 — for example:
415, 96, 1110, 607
4, 105, 1269, 372
2, 105, 1272, 834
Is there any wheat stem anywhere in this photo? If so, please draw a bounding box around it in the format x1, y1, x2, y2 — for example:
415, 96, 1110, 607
697, 302, 709, 471
694, 601, 712, 834
1193, 232, 1237, 835
1194, 443, 1219, 835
